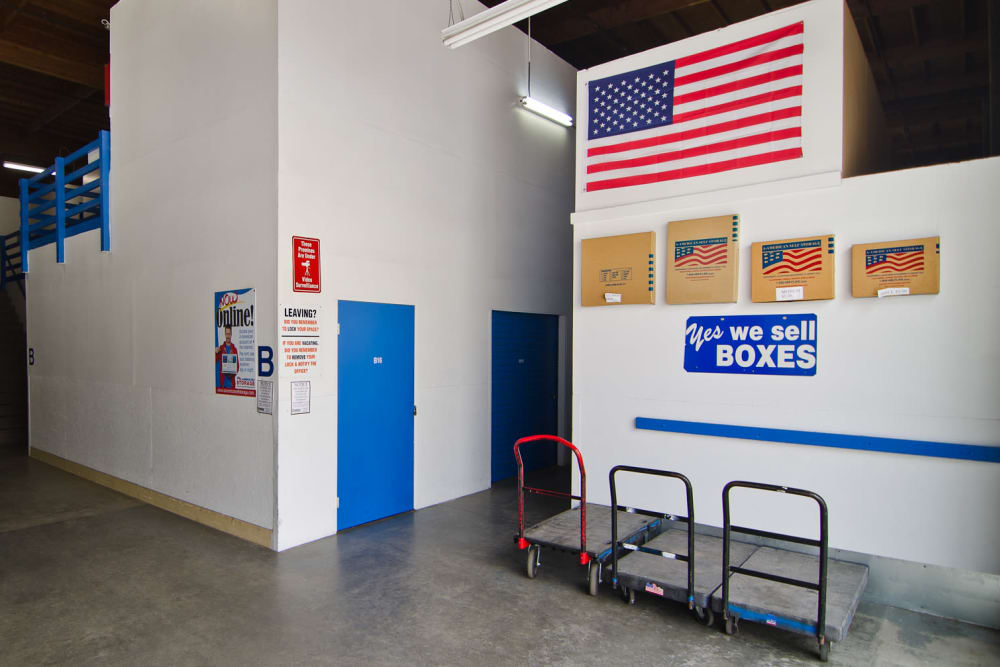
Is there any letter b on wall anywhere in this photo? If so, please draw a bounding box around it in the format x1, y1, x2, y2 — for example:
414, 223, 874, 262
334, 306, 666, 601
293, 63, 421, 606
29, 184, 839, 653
258, 346, 274, 377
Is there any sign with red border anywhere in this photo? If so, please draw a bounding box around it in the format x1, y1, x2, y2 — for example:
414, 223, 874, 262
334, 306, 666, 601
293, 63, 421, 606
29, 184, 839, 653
293, 236, 321, 292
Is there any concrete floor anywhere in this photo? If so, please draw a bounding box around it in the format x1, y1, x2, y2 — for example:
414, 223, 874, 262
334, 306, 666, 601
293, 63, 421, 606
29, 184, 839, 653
1, 451, 998, 666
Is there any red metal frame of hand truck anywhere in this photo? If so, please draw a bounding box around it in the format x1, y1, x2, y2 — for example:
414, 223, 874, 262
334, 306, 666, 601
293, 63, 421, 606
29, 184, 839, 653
514, 434, 590, 565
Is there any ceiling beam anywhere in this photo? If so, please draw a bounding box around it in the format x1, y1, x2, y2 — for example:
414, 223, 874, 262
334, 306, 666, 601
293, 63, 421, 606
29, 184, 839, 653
883, 32, 985, 67
708, 0, 732, 25
881, 72, 987, 101
4, 12, 106, 63
0, 125, 83, 163
28, 86, 97, 134
893, 129, 983, 152
908, 6, 921, 46
533, 0, 712, 46
26, 0, 112, 29
846, 0, 944, 21
885, 101, 983, 128
0, 38, 104, 88
0, 0, 30, 32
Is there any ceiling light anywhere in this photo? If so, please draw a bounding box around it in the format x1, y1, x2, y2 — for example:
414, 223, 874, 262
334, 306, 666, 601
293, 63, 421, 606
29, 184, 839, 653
442, 0, 569, 49
519, 96, 573, 126
3, 161, 45, 173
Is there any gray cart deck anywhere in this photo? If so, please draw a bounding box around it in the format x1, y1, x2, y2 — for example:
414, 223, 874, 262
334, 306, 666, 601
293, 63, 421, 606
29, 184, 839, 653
712, 546, 869, 642
524, 503, 660, 560
615, 529, 758, 608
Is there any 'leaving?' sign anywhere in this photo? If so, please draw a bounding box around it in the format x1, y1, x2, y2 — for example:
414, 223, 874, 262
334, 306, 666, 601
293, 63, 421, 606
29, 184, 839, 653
684, 314, 817, 376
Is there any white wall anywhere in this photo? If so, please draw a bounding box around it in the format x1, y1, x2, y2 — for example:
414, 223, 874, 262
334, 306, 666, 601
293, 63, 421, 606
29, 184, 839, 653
274, 0, 576, 550
571, 157, 1000, 575
26, 0, 278, 530
0, 196, 18, 235
574, 0, 847, 213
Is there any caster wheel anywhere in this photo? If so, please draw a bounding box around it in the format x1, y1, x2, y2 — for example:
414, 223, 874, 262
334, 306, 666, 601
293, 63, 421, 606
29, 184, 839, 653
621, 587, 636, 605
587, 561, 600, 596
526, 545, 540, 579
692, 606, 715, 627
819, 641, 830, 662
724, 616, 738, 636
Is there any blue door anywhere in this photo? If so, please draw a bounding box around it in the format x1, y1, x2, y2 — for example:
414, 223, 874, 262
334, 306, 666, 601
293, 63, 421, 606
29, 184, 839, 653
338, 300, 415, 530
491, 311, 559, 482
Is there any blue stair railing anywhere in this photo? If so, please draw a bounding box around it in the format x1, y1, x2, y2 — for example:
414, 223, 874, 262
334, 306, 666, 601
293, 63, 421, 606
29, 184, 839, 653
18, 130, 110, 273
1, 231, 24, 296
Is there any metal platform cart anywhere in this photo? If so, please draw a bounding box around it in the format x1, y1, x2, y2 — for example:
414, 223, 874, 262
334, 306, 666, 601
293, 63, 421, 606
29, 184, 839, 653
609, 465, 758, 626
715, 481, 869, 662
514, 436, 664, 595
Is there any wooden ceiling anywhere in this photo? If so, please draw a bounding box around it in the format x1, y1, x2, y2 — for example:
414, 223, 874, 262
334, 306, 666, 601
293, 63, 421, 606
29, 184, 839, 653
0, 0, 113, 198
0, 0, 994, 198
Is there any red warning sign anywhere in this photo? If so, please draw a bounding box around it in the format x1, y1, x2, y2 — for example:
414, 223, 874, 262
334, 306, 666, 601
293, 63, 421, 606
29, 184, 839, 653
293, 236, 321, 293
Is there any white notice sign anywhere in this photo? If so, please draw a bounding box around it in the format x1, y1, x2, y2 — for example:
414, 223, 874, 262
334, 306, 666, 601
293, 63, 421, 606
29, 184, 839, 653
291, 380, 311, 415
257, 380, 273, 415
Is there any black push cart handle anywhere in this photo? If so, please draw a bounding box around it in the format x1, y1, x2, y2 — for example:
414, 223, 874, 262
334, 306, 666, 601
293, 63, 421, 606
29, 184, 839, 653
722, 480, 829, 643
514, 435, 590, 564
610, 465, 695, 608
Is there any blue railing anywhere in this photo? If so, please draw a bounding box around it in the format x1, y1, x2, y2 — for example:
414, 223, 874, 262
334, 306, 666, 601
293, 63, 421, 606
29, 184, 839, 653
1, 231, 24, 296
18, 130, 110, 273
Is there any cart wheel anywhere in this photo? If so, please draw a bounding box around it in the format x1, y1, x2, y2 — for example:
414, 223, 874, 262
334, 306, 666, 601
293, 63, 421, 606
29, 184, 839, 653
621, 586, 636, 605
724, 615, 738, 636
692, 605, 714, 627
526, 545, 539, 579
819, 641, 830, 662
587, 561, 600, 596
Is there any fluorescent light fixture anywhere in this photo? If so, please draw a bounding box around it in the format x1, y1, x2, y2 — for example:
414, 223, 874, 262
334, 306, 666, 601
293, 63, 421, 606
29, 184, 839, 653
3, 161, 45, 173
442, 0, 569, 49
519, 96, 573, 126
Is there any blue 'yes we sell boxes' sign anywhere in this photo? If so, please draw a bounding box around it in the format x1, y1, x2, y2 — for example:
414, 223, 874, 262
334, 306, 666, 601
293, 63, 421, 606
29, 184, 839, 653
684, 314, 817, 376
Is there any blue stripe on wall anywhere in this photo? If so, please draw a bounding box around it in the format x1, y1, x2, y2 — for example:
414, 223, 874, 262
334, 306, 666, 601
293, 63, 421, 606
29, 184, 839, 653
634, 418, 1000, 463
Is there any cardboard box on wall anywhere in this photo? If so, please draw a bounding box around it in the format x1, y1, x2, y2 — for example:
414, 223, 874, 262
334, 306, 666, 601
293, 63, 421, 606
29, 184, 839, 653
581, 232, 655, 306
851, 236, 940, 297
666, 215, 739, 304
751, 234, 836, 302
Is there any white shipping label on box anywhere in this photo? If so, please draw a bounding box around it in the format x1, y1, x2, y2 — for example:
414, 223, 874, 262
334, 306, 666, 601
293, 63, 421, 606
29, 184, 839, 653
604, 293, 622, 303
776, 286, 805, 301
877, 287, 910, 298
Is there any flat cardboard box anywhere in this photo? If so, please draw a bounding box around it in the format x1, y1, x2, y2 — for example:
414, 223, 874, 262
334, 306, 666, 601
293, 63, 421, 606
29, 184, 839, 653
666, 215, 739, 304
751, 234, 836, 302
581, 231, 655, 306
851, 236, 940, 297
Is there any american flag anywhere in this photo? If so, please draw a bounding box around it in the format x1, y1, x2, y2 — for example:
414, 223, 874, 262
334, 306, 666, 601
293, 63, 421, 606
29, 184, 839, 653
675, 237, 728, 267
585, 22, 804, 192
866, 245, 924, 274
762, 240, 822, 275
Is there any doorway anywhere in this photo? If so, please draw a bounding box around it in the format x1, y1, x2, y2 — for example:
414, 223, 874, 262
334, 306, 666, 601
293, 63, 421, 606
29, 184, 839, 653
337, 300, 415, 530
490, 310, 559, 483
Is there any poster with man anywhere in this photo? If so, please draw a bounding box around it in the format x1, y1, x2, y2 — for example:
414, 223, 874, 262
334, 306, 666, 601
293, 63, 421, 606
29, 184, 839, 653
214, 288, 256, 397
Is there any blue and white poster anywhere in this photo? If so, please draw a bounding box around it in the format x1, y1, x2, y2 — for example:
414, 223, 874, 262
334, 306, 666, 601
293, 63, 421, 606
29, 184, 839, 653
684, 314, 817, 376
215, 288, 256, 396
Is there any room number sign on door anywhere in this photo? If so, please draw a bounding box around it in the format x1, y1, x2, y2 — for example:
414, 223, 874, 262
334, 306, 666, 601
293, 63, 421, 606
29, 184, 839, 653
373, 356, 383, 365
